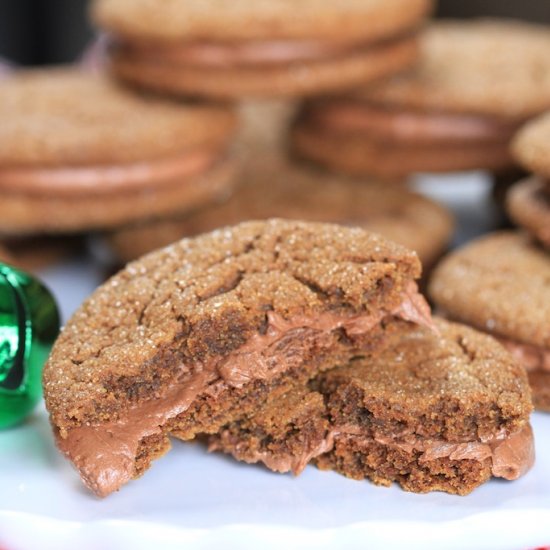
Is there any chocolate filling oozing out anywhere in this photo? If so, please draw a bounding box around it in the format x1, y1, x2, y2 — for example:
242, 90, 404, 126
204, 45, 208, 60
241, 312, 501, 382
208, 320, 534, 495
55, 288, 432, 498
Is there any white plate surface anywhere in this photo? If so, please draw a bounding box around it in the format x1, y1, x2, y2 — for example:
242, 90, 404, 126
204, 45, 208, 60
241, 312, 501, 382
1, 173, 548, 550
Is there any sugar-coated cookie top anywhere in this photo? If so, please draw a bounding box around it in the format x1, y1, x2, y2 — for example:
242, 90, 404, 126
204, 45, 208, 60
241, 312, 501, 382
321, 318, 532, 440
362, 20, 550, 119
92, 0, 432, 42
0, 69, 236, 166
44, 219, 420, 431
429, 231, 550, 348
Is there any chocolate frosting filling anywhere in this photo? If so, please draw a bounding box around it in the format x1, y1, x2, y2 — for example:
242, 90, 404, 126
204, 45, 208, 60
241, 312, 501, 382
339, 423, 534, 481
56, 284, 434, 497
0, 149, 219, 196
304, 101, 521, 144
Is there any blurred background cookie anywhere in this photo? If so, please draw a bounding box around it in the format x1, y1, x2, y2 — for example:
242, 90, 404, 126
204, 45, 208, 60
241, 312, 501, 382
291, 20, 550, 181
92, 0, 433, 99
429, 232, 550, 411
104, 156, 454, 273
0, 68, 238, 235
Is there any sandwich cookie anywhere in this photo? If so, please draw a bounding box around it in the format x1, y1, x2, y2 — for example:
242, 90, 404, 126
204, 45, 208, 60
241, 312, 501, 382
0, 69, 237, 234
429, 232, 550, 411
508, 112, 550, 248
106, 157, 454, 271
292, 20, 550, 179
210, 320, 534, 495
92, 0, 432, 99
44, 219, 434, 496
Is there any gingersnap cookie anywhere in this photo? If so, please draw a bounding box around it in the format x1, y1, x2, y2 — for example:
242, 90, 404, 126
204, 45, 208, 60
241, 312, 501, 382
105, 157, 454, 271
292, 20, 550, 179
208, 319, 534, 495
92, 0, 432, 99
508, 112, 550, 247
0, 69, 237, 235
429, 232, 550, 411
44, 219, 434, 497
235, 101, 298, 158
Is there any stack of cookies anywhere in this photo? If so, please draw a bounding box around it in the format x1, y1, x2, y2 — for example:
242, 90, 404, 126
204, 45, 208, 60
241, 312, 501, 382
429, 110, 550, 412
0, 0, 545, 500
291, 20, 550, 181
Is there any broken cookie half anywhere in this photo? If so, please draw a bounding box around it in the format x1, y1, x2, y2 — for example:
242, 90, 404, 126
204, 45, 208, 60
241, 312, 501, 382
210, 319, 534, 495
43, 219, 433, 497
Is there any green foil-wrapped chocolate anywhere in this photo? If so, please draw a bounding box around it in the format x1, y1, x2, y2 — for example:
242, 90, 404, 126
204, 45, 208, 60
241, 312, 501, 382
0, 263, 59, 428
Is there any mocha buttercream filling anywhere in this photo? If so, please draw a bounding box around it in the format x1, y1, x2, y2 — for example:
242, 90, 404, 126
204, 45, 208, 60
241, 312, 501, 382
115, 32, 416, 68
0, 149, 220, 195
305, 101, 521, 143
338, 423, 534, 481
208, 429, 337, 476
56, 283, 434, 497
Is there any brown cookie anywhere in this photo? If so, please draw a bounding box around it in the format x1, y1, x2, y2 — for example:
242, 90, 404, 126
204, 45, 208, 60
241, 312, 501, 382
292, 20, 550, 179
0, 69, 237, 234
208, 387, 331, 476
209, 319, 534, 495
43, 219, 434, 497
105, 157, 454, 272
429, 231, 550, 410
506, 178, 550, 248
92, 0, 432, 99
512, 112, 550, 179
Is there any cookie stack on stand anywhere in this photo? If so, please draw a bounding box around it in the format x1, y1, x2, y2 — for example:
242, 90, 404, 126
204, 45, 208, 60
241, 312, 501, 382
508, 113, 550, 251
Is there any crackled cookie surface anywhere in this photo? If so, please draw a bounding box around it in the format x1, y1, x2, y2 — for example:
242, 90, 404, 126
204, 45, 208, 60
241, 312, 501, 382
44, 219, 432, 496
429, 232, 550, 410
